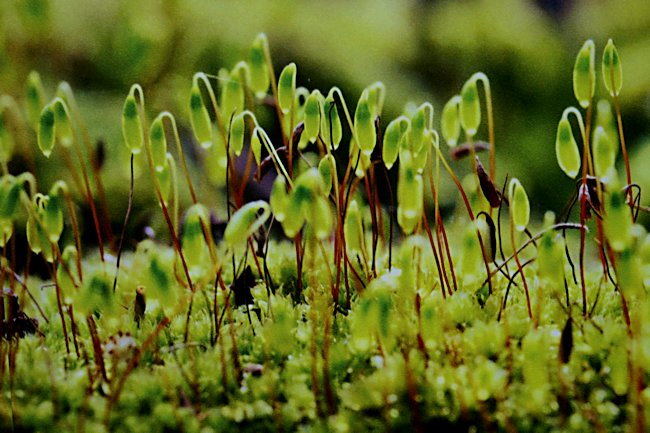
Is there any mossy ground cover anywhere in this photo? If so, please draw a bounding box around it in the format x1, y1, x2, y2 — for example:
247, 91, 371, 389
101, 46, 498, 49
1, 34, 649, 432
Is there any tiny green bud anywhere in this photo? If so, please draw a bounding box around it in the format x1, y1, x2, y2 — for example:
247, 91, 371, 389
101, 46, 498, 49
25, 71, 46, 129
573, 39, 596, 108
155, 157, 172, 204
26, 211, 54, 261
270, 175, 289, 222
181, 203, 210, 270
354, 89, 376, 155
229, 112, 245, 156
345, 199, 364, 255
321, 89, 342, 149
76, 271, 115, 316
251, 126, 262, 165
407, 104, 429, 152
149, 115, 167, 172
278, 63, 297, 115
555, 113, 581, 179
39, 193, 63, 243
122, 93, 143, 154
0, 176, 21, 220
397, 158, 423, 235
592, 126, 615, 180
147, 247, 176, 308
249, 33, 270, 98
441, 95, 461, 147
460, 77, 481, 137
318, 154, 336, 196
616, 247, 643, 298
221, 64, 246, 117
309, 196, 333, 239
509, 178, 530, 232
52, 99, 73, 147
382, 116, 408, 170
37, 104, 56, 158
224, 200, 270, 247
537, 230, 564, 290
604, 188, 632, 252
349, 139, 371, 178
602, 38, 622, 97
302, 90, 321, 146
189, 84, 212, 149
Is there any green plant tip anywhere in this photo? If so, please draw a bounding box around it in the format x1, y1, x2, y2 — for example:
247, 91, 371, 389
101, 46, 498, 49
249, 33, 270, 98
592, 126, 615, 181
441, 95, 461, 147
573, 39, 595, 108
383, 115, 409, 170
509, 178, 529, 231
460, 77, 480, 137
37, 104, 56, 158
354, 89, 376, 155
189, 84, 212, 149
122, 94, 143, 154
555, 114, 581, 179
149, 116, 167, 171
278, 63, 297, 115
602, 38, 622, 97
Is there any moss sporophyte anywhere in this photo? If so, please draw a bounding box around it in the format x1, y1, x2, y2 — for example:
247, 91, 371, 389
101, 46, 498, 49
1, 34, 649, 432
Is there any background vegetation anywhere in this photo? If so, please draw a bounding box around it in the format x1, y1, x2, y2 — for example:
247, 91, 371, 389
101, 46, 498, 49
2, 0, 649, 220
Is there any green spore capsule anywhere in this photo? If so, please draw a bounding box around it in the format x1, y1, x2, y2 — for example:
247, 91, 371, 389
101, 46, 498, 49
155, 157, 172, 205
344, 199, 364, 255
189, 84, 212, 149
147, 249, 176, 309
122, 93, 143, 154
52, 99, 73, 147
592, 126, 615, 180
354, 89, 376, 155
321, 89, 342, 149
270, 175, 289, 223
26, 211, 54, 262
251, 127, 262, 165
40, 193, 63, 243
382, 116, 409, 170
229, 112, 245, 156
37, 104, 56, 158
573, 39, 596, 108
249, 33, 270, 98
555, 114, 581, 179
509, 178, 530, 232
460, 77, 481, 137
278, 63, 297, 115
0, 176, 21, 220
602, 38, 622, 97
397, 157, 423, 235
224, 200, 271, 247
302, 90, 321, 147
149, 115, 167, 172
181, 204, 210, 271
407, 104, 429, 152
76, 271, 115, 316
441, 95, 461, 147
318, 154, 336, 196
25, 71, 46, 129
221, 64, 246, 117
604, 187, 632, 252
309, 196, 333, 240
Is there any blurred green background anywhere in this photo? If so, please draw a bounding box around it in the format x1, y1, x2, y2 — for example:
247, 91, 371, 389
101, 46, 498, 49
1, 0, 649, 227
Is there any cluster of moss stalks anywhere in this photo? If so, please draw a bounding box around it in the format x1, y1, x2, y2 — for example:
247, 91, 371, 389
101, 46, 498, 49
0, 34, 649, 432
